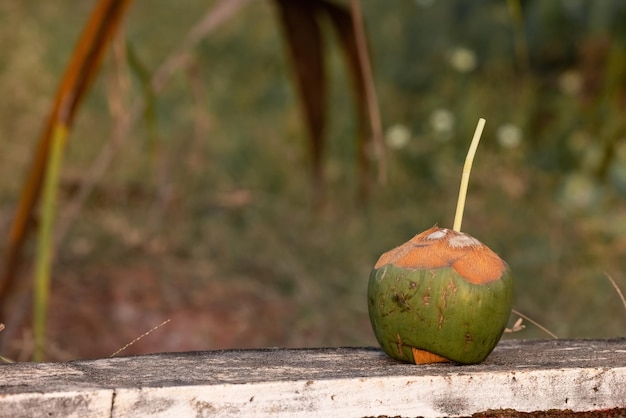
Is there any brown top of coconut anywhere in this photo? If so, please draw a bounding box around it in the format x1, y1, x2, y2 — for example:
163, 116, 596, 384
374, 226, 507, 285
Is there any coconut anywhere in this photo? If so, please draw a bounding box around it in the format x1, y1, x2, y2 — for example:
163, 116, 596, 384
368, 226, 513, 364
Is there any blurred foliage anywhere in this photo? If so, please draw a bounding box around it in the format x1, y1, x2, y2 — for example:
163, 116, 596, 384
1, 0, 626, 359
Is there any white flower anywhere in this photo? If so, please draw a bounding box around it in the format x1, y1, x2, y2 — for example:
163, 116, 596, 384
496, 123, 523, 149
385, 124, 411, 150
429, 108, 455, 139
560, 173, 600, 210
449, 47, 477, 73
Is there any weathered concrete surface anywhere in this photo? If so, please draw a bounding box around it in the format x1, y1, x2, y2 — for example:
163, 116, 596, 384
0, 339, 625, 417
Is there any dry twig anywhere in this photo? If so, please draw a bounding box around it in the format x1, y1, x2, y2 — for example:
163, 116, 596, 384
512, 309, 558, 339
110, 318, 172, 357
605, 272, 626, 311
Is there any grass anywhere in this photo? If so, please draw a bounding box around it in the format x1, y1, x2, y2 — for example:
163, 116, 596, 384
1, 1, 626, 360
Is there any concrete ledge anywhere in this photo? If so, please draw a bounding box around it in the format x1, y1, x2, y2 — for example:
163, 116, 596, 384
1, 339, 625, 417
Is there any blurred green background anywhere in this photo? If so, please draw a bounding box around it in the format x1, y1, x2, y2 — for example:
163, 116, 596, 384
1, 0, 625, 360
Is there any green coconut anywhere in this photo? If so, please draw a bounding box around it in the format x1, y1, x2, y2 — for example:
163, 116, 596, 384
368, 226, 513, 364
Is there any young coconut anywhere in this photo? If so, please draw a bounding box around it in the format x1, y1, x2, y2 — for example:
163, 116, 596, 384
368, 118, 513, 365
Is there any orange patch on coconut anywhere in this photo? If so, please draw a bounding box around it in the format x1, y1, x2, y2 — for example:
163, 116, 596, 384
374, 226, 506, 284
411, 347, 450, 364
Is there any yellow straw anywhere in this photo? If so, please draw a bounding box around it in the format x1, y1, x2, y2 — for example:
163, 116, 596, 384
453, 118, 485, 232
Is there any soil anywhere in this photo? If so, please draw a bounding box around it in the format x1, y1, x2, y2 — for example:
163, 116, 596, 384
4, 263, 303, 361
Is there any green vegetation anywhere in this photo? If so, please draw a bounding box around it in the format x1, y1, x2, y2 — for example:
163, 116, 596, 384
0, 0, 625, 360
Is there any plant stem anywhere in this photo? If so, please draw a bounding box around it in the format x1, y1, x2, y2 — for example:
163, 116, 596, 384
506, 0, 529, 74
453, 118, 486, 232
33, 123, 68, 362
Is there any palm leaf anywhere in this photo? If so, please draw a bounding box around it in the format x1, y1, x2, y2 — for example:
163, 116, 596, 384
274, 0, 327, 203
274, 0, 385, 203
0, 0, 133, 335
